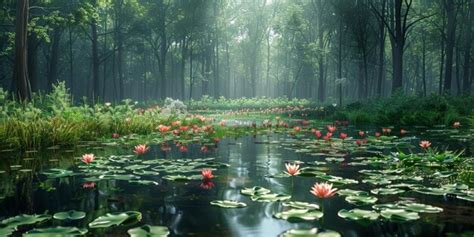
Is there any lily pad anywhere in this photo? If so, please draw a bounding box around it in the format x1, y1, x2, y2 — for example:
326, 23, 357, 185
250, 193, 291, 202
53, 210, 86, 220
337, 209, 379, 221
88, 211, 142, 228
210, 200, 247, 208
274, 209, 323, 222
0, 214, 51, 228
23, 226, 88, 236
42, 169, 75, 178
279, 228, 341, 237
371, 188, 404, 195
380, 209, 419, 221
282, 201, 319, 210
241, 186, 272, 196
128, 225, 170, 237
345, 195, 378, 205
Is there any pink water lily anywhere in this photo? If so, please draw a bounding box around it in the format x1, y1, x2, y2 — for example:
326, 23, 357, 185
202, 169, 214, 180
358, 131, 365, 137
285, 163, 300, 176
310, 182, 337, 198
134, 144, 149, 155
419, 140, 431, 149
327, 125, 336, 133
339, 133, 347, 140
81, 153, 95, 164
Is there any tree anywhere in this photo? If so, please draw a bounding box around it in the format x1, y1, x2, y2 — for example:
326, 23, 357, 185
14, 0, 31, 100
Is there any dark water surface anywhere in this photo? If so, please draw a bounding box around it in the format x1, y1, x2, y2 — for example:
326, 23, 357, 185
0, 128, 473, 237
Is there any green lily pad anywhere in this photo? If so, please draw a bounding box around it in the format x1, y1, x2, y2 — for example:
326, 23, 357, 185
88, 211, 142, 228
210, 200, 247, 208
279, 228, 341, 237
250, 193, 291, 202
337, 189, 369, 196
274, 209, 323, 222
128, 225, 170, 237
345, 195, 378, 205
282, 201, 319, 210
241, 186, 272, 196
0, 214, 51, 228
23, 226, 88, 236
371, 188, 404, 195
338, 209, 379, 221
398, 202, 443, 213
53, 210, 86, 220
380, 209, 419, 221
42, 169, 75, 178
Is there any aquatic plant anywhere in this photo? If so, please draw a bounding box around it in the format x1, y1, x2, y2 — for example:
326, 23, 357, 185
310, 182, 337, 198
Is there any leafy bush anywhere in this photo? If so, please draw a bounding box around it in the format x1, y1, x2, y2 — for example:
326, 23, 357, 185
331, 94, 473, 127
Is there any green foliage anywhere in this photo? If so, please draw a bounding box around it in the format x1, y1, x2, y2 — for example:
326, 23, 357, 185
188, 96, 312, 110
332, 94, 474, 127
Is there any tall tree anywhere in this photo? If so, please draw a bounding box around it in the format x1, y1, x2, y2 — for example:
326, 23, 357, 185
14, 0, 32, 100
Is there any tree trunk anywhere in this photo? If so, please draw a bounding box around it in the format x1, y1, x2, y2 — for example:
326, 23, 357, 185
91, 3, 100, 100
14, 0, 31, 101
463, 0, 473, 94
47, 28, 62, 91
443, 0, 456, 94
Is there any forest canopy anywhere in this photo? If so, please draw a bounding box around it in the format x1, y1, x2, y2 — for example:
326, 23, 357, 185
0, 0, 472, 104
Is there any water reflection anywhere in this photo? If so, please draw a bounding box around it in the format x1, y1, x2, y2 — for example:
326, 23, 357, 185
0, 131, 472, 236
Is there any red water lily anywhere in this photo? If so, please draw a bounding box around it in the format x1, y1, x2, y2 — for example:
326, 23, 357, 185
358, 131, 365, 137
112, 133, 120, 139
375, 132, 381, 138
201, 146, 209, 153
294, 126, 301, 133
340, 133, 347, 140
82, 182, 96, 189
171, 121, 181, 127
201, 169, 214, 180
356, 140, 362, 146
310, 182, 337, 198
179, 145, 188, 152
400, 129, 407, 135
180, 126, 189, 131
134, 144, 149, 155
315, 130, 322, 139
158, 125, 171, 133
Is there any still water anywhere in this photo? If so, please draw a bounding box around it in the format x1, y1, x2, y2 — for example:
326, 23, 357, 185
0, 130, 473, 236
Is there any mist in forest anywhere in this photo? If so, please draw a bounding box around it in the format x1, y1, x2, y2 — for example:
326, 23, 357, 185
0, 0, 472, 104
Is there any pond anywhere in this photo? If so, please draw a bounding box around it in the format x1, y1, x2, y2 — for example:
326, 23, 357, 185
0, 126, 473, 237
